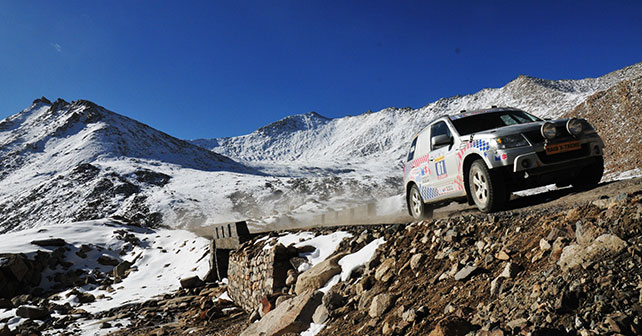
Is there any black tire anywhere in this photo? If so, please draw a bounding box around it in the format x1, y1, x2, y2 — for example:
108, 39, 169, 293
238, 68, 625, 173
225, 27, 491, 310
572, 156, 604, 190
407, 184, 433, 220
468, 159, 507, 213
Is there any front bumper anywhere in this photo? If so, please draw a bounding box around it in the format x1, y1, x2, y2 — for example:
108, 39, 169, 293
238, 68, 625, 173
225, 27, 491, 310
512, 140, 603, 174
487, 136, 604, 174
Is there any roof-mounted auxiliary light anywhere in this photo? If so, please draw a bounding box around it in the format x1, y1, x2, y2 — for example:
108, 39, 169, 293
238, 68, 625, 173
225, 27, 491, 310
566, 118, 583, 136
541, 122, 557, 140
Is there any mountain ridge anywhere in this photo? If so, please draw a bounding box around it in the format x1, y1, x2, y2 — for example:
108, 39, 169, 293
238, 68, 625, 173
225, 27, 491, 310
190, 62, 642, 175
1, 62, 641, 233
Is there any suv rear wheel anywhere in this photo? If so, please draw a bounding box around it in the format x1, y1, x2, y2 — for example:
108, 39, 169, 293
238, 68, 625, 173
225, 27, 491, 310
468, 159, 507, 213
408, 184, 433, 220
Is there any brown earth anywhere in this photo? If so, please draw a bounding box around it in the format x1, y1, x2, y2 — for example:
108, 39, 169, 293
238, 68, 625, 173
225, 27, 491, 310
563, 76, 642, 174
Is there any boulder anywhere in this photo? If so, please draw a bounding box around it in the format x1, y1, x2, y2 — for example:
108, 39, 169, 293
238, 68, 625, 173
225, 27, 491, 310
285, 269, 298, 287
77, 292, 96, 304
454, 265, 479, 281
402, 308, 417, 322
368, 293, 396, 318
16, 305, 50, 320
240, 290, 323, 336
490, 277, 504, 296
11, 294, 32, 307
295, 253, 346, 295
312, 304, 329, 324
97, 255, 119, 266
558, 234, 627, 271
539, 239, 551, 251
499, 263, 520, 279
113, 261, 133, 279
322, 289, 345, 310
180, 276, 205, 289
410, 253, 426, 271
495, 251, 510, 261
374, 258, 396, 282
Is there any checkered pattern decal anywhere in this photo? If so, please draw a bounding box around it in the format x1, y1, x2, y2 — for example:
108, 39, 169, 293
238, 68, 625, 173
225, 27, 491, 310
472, 140, 490, 151
411, 153, 431, 168
420, 185, 440, 200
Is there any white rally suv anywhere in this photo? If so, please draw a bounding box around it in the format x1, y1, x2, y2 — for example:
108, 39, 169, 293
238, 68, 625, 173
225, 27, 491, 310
403, 107, 605, 219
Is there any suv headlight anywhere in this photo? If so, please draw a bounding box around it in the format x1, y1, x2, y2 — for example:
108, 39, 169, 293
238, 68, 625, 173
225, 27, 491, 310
566, 118, 583, 136
494, 134, 529, 149
541, 122, 557, 140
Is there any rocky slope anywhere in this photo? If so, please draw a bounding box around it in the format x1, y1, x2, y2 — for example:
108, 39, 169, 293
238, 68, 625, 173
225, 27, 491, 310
9, 177, 636, 336
564, 76, 642, 175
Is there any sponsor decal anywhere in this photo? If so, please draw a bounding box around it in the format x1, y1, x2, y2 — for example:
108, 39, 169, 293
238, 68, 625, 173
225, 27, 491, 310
420, 166, 429, 176
435, 160, 448, 180
494, 153, 508, 161
440, 185, 455, 193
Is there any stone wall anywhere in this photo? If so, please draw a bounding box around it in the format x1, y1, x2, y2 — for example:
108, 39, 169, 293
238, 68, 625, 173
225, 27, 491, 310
227, 242, 294, 313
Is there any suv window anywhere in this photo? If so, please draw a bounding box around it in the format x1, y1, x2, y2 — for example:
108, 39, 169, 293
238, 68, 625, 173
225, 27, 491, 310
407, 137, 417, 162
430, 121, 452, 149
451, 110, 541, 135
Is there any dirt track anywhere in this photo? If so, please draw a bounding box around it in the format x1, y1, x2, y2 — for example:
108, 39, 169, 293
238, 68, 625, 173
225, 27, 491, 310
434, 177, 642, 219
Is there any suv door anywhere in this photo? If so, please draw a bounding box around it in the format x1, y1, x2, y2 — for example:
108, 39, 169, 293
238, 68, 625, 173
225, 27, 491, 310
428, 121, 459, 197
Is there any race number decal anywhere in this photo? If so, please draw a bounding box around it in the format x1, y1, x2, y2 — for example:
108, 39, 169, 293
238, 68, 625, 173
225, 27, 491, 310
435, 160, 447, 178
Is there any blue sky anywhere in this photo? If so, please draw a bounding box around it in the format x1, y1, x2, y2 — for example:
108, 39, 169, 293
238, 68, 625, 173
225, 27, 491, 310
0, 1, 641, 139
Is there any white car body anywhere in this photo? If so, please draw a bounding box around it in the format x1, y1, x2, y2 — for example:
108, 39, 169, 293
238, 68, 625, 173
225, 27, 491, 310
403, 107, 605, 216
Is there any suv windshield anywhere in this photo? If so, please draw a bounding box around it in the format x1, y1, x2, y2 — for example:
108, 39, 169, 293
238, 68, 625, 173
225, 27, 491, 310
450, 110, 541, 135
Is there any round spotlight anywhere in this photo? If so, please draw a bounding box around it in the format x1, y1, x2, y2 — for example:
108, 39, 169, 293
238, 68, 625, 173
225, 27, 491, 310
522, 159, 531, 169
541, 122, 557, 140
566, 118, 583, 136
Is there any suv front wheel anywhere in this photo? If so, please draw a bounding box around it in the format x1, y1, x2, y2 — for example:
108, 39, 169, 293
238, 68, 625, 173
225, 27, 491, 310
468, 159, 507, 213
408, 184, 433, 220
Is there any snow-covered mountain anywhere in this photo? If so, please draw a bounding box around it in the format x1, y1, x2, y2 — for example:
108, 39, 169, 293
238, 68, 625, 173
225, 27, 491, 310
192, 63, 642, 177
1, 63, 640, 234
0, 98, 261, 233
0, 98, 395, 233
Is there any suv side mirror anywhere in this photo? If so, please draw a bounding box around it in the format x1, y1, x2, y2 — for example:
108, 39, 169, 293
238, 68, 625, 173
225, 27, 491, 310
431, 134, 453, 148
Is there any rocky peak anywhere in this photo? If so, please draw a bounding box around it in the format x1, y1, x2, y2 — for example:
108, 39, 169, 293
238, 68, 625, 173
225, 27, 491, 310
50, 98, 70, 112
31, 96, 51, 106
256, 111, 331, 137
